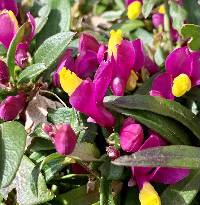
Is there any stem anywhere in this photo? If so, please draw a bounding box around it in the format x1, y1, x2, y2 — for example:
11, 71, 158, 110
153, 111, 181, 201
164, 0, 173, 50
100, 177, 110, 205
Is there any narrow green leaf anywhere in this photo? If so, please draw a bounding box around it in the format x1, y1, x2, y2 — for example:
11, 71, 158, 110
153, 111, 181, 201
52, 185, 99, 205
18, 63, 47, 83
34, 32, 75, 69
104, 94, 200, 140
113, 145, 200, 168
101, 10, 124, 21
181, 24, 200, 51
105, 107, 190, 145
7, 22, 31, 80
0, 121, 26, 188
142, 0, 160, 18
161, 170, 200, 205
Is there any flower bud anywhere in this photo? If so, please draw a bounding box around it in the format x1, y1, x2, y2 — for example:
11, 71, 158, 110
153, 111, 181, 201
106, 146, 120, 160
0, 60, 9, 85
120, 118, 143, 152
54, 124, 77, 155
0, 92, 26, 121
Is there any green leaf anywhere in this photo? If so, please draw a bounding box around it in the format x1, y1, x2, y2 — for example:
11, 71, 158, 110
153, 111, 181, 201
113, 145, 200, 168
18, 63, 47, 83
183, 0, 200, 25
107, 107, 190, 144
0, 156, 54, 205
101, 10, 124, 21
169, 1, 187, 33
7, 22, 31, 80
161, 170, 200, 205
142, 0, 160, 18
0, 121, 26, 188
34, 32, 75, 69
154, 47, 165, 66
52, 185, 99, 205
181, 24, 200, 51
71, 143, 100, 161
36, 0, 71, 46
124, 187, 140, 205
132, 28, 153, 46
0, 89, 17, 101
104, 94, 200, 140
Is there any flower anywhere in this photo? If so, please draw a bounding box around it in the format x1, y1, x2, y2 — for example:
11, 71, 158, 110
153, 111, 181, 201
150, 47, 200, 99
106, 146, 120, 160
120, 117, 144, 152
130, 133, 189, 204
125, 0, 143, 20
0, 10, 19, 49
0, 0, 18, 16
0, 59, 9, 85
139, 182, 161, 205
68, 60, 115, 127
53, 124, 77, 155
0, 92, 26, 121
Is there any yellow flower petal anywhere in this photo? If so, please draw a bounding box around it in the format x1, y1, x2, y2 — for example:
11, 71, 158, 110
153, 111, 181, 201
158, 4, 165, 14
172, 73, 191, 97
108, 29, 123, 59
139, 182, 161, 205
59, 67, 82, 96
127, 1, 142, 20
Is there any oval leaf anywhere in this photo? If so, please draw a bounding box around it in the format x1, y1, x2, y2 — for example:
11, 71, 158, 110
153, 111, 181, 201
18, 63, 47, 83
113, 145, 200, 169
0, 121, 26, 188
104, 94, 200, 140
33, 32, 75, 69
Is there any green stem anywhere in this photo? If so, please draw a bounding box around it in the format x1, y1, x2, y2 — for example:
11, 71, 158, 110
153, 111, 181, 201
100, 177, 110, 205
164, 0, 173, 50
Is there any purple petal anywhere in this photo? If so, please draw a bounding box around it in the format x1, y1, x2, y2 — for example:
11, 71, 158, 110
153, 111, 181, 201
26, 12, 36, 43
15, 42, 29, 68
190, 51, 200, 86
150, 73, 174, 100
152, 13, 164, 28
0, 59, 9, 85
120, 117, 144, 152
0, 11, 18, 49
70, 80, 115, 127
165, 47, 193, 78
0, 92, 26, 121
93, 60, 113, 101
54, 124, 77, 155
0, 0, 18, 16
75, 50, 99, 79
144, 56, 159, 75
132, 39, 145, 72
97, 44, 107, 63
79, 33, 100, 53
53, 49, 74, 87
150, 167, 189, 184
111, 40, 135, 96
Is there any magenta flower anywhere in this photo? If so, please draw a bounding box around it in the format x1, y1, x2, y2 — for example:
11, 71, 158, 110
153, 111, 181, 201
120, 117, 144, 152
150, 47, 200, 99
0, 92, 26, 121
0, 0, 18, 16
0, 59, 9, 85
74, 33, 100, 79
53, 124, 77, 155
69, 60, 115, 127
132, 133, 189, 189
53, 49, 75, 87
0, 10, 18, 49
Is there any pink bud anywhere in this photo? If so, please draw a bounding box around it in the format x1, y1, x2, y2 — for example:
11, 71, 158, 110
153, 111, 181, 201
0, 60, 9, 85
120, 118, 144, 153
106, 146, 120, 161
54, 124, 77, 155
